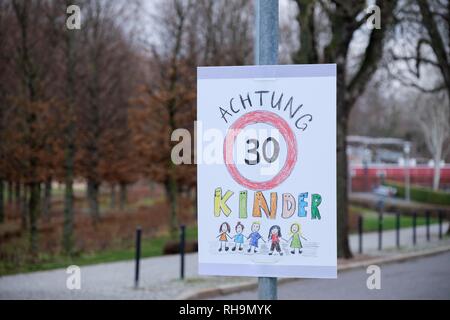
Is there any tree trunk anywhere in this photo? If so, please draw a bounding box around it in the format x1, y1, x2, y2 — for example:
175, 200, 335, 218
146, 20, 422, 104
110, 184, 116, 209
432, 152, 441, 191
87, 179, 100, 223
337, 112, 353, 259
164, 175, 178, 236
119, 182, 127, 210
336, 49, 353, 258
28, 181, 40, 257
42, 177, 52, 219
63, 6, 76, 255
293, 0, 318, 64
14, 182, 21, 212
0, 180, 4, 223
21, 184, 28, 229
63, 172, 74, 255
63, 119, 75, 253
192, 187, 197, 218
7, 180, 13, 204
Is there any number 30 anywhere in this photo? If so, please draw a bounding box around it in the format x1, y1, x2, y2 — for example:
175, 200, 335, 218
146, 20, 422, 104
245, 137, 280, 165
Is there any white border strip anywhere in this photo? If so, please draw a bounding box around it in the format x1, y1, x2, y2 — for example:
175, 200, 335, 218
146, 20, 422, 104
199, 263, 337, 279
197, 64, 336, 79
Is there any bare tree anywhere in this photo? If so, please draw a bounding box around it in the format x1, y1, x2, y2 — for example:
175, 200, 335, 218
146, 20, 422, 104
291, 0, 397, 258
388, 0, 449, 123
415, 92, 450, 190
130, 0, 254, 235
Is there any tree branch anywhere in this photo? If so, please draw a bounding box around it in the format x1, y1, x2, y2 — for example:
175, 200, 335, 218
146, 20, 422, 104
417, 0, 450, 94
346, 0, 397, 109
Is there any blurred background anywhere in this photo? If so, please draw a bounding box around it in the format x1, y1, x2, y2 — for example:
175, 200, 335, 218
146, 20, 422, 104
0, 0, 449, 276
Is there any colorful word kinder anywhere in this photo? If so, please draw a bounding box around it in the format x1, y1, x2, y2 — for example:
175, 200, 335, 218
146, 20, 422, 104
214, 188, 322, 220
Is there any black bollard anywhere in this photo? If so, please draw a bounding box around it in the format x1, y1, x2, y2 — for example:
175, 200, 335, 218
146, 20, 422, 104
134, 226, 142, 289
180, 224, 186, 280
426, 211, 430, 241
378, 211, 383, 251
396, 212, 400, 248
438, 211, 443, 240
358, 215, 363, 254
412, 212, 417, 246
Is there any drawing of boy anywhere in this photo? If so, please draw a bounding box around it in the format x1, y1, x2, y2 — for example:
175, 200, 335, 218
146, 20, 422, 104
232, 222, 245, 251
289, 223, 308, 254
247, 221, 265, 253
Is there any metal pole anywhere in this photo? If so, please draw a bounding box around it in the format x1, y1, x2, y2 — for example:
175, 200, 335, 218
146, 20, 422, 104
404, 142, 410, 201
438, 211, 443, 239
412, 212, 417, 245
426, 211, 430, 241
134, 226, 142, 288
395, 212, 400, 248
255, 0, 278, 301
180, 224, 186, 280
358, 215, 363, 254
363, 159, 369, 192
348, 163, 352, 194
254, 0, 278, 66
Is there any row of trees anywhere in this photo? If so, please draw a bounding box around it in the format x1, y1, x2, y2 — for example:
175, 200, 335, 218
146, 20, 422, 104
0, 0, 142, 256
0, 0, 255, 255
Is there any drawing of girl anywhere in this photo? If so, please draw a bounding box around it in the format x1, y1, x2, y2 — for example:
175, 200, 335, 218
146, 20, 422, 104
216, 222, 231, 252
232, 222, 245, 251
289, 223, 307, 254
267, 225, 285, 256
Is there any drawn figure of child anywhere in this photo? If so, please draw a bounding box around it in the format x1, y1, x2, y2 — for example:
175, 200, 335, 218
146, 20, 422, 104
289, 223, 307, 254
216, 222, 232, 252
268, 225, 285, 256
232, 222, 245, 251
247, 221, 265, 253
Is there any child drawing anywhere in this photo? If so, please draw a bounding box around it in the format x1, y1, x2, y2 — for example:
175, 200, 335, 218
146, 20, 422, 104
267, 225, 285, 256
289, 223, 307, 254
247, 221, 265, 253
216, 222, 232, 252
232, 222, 245, 251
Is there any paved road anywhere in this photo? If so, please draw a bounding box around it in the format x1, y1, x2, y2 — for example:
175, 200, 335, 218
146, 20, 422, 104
212, 251, 450, 300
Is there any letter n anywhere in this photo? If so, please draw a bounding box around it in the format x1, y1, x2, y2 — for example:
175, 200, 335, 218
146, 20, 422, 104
252, 191, 277, 219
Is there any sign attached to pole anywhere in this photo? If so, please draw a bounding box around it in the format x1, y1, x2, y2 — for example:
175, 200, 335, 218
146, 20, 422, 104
197, 64, 337, 278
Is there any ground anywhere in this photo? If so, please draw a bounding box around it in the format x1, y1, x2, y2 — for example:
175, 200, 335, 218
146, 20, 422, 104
0, 224, 447, 299
213, 250, 450, 300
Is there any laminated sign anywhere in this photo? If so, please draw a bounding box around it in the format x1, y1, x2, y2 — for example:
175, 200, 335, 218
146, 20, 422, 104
197, 64, 337, 278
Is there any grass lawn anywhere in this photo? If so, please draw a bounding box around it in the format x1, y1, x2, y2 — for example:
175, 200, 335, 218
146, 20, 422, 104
0, 226, 198, 276
351, 206, 438, 233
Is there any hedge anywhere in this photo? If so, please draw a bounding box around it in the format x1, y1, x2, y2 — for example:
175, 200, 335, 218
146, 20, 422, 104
384, 181, 450, 206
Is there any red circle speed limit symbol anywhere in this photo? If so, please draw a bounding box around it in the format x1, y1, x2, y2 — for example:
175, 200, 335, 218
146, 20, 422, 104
223, 111, 298, 190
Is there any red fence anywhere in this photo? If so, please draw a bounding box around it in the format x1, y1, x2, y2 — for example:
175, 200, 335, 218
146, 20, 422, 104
350, 164, 450, 192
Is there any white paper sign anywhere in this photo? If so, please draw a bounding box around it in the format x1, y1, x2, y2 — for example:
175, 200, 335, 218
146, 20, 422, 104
197, 64, 337, 278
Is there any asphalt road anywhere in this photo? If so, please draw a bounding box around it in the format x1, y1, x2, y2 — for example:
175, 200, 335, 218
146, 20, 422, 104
212, 251, 450, 300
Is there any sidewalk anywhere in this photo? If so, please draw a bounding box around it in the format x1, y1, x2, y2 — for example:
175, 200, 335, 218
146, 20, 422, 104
0, 224, 448, 299
349, 223, 448, 253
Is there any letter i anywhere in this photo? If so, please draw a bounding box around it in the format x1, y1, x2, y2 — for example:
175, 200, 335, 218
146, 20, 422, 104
239, 191, 247, 218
